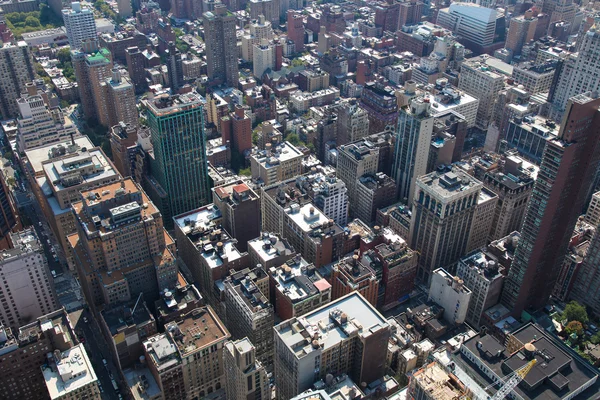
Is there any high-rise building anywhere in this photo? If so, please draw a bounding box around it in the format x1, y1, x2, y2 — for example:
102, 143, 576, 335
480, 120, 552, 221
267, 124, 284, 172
248, 232, 295, 269
549, 20, 600, 120
428, 268, 472, 324
336, 100, 369, 146
409, 166, 483, 284
483, 159, 534, 241
25, 139, 120, 267
0, 39, 35, 119
173, 205, 249, 303
392, 97, 434, 204
360, 82, 398, 134
0, 309, 78, 400
100, 68, 138, 129
457, 251, 504, 328
250, 141, 303, 186
505, 10, 538, 59
145, 92, 211, 222
221, 105, 253, 154
337, 138, 380, 213
223, 267, 274, 367
242, 15, 274, 61
0, 229, 58, 329
145, 307, 230, 400
330, 254, 379, 306
109, 121, 139, 177
355, 173, 396, 224
253, 39, 275, 79
99, 299, 158, 370
274, 292, 390, 399
502, 93, 600, 316
0, 173, 19, 250
203, 4, 239, 87
436, 3, 505, 51
212, 181, 260, 252
466, 187, 498, 252
287, 10, 304, 52
16, 83, 78, 153
125, 46, 146, 94
117, 0, 132, 18
224, 338, 270, 400
585, 191, 600, 227
68, 178, 177, 308
248, 0, 279, 24
166, 41, 184, 91
458, 56, 504, 130
62, 2, 97, 49
398, 0, 423, 28
42, 343, 101, 400
72, 42, 113, 123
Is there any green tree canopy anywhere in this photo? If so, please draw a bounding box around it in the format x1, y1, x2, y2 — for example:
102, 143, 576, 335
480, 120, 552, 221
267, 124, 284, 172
563, 301, 589, 323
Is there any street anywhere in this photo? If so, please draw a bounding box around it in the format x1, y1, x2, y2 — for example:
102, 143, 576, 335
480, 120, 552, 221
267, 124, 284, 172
71, 309, 123, 400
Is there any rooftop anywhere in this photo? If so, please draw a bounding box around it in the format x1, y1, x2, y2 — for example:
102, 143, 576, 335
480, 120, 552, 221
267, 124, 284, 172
42, 344, 97, 399
411, 361, 470, 400
24, 136, 95, 175
461, 323, 600, 400
145, 92, 204, 117
1, 228, 42, 261
165, 307, 230, 356
101, 300, 155, 336
252, 141, 303, 167
285, 203, 330, 233
248, 232, 295, 264
417, 166, 482, 201
275, 292, 388, 358
269, 255, 328, 302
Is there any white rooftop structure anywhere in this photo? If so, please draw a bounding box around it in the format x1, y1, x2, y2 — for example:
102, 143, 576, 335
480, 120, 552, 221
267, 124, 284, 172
42, 344, 99, 399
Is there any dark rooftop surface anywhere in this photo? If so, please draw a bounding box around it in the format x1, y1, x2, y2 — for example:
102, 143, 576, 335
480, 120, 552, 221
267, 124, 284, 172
462, 323, 600, 400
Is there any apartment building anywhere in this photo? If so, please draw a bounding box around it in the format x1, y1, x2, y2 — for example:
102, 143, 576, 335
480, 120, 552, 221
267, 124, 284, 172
224, 338, 270, 400
250, 141, 303, 186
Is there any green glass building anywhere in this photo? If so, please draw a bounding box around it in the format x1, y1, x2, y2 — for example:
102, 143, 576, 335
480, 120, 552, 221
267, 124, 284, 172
145, 92, 211, 225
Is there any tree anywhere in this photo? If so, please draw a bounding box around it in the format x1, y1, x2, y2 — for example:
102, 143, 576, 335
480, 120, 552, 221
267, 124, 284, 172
239, 167, 251, 176
565, 320, 584, 337
57, 48, 71, 65
564, 301, 589, 323
291, 58, 304, 67
25, 15, 41, 27
286, 132, 302, 146
591, 332, 600, 345
5, 177, 16, 188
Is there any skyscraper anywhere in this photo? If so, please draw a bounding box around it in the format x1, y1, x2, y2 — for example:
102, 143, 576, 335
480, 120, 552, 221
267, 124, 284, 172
0, 38, 35, 119
549, 20, 600, 120
125, 46, 146, 94
62, 2, 97, 49
145, 92, 211, 222
287, 10, 304, 53
505, 10, 538, 59
203, 4, 239, 87
166, 41, 184, 91
0, 229, 58, 329
409, 166, 482, 284
100, 68, 138, 129
68, 178, 177, 308
72, 41, 113, 122
502, 93, 600, 316
392, 97, 434, 204
224, 338, 270, 400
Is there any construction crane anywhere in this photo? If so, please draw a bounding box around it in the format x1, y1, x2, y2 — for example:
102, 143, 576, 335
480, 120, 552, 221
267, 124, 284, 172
488, 358, 537, 400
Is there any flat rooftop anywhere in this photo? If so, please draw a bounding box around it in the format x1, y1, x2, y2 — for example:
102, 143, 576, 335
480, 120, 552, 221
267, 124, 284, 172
42, 344, 97, 399
248, 233, 295, 263
275, 292, 388, 358
173, 204, 222, 236
417, 167, 482, 201
461, 323, 600, 400
166, 307, 229, 357
24, 136, 94, 175
285, 203, 329, 233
